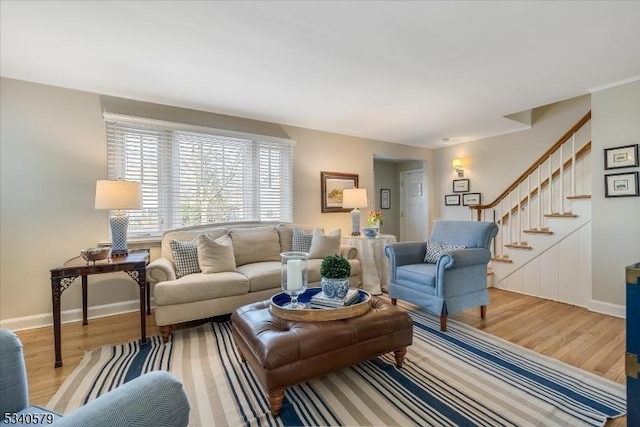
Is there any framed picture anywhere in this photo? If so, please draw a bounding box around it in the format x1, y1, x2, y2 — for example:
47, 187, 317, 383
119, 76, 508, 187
462, 193, 482, 206
453, 179, 470, 193
604, 144, 638, 170
320, 171, 359, 212
380, 188, 391, 209
604, 171, 639, 197
445, 194, 460, 206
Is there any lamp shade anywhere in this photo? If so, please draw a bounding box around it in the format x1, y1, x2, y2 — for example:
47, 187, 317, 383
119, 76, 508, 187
452, 158, 463, 169
342, 188, 368, 209
95, 180, 142, 210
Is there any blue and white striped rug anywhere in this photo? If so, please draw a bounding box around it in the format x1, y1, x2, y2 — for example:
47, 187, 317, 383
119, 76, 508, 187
48, 306, 626, 426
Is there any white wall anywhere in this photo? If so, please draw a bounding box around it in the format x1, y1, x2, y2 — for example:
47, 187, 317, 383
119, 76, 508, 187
0, 77, 432, 325
590, 79, 640, 308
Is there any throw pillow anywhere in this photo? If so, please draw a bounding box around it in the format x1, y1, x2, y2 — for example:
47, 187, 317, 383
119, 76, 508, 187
197, 234, 236, 274
424, 241, 467, 264
169, 238, 201, 278
308, 228, 341, 259
292, 228, 313, 253
230, 226, 281, 266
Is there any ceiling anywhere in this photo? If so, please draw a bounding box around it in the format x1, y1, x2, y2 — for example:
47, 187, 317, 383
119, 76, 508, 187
1, 1, 639, 148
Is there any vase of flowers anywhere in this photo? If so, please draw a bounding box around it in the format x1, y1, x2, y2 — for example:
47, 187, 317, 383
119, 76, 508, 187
367, 211, 383, 233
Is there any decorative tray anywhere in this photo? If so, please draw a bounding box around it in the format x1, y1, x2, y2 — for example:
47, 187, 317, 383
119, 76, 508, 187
270, 287, 372, 322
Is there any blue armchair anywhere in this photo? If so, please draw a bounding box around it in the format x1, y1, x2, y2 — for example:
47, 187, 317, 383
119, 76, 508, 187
0, 328, 190, 427
385, 220, 498, 331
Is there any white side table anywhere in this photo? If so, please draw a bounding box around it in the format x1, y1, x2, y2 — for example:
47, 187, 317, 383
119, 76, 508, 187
341, 234, 397, 295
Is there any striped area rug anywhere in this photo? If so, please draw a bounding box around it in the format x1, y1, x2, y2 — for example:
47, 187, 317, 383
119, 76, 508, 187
48, 306, 626, 426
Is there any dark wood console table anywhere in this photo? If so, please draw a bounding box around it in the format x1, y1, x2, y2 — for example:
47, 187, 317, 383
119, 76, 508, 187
50, 249, 150, 367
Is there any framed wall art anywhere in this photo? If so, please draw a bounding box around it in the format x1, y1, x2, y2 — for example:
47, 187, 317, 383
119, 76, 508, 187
380, 188, 391, 209
604, 171, 639, 197
604, 144, 638, 169
462, 192, 482, 206
320, 171, 358, 212
453, 179, 470, 193
445, 194, 460, 206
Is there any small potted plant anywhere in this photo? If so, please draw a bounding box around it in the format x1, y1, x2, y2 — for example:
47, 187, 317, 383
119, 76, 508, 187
320, 254, 351, 299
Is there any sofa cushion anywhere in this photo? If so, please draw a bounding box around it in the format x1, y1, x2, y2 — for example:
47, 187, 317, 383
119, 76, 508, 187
163, 227, 228, 264
308, 228, 341, 259
169, 238, 200, 278
277, 223, 317, 253
424, 240, 467, 264
154, 272, 250, 306
231, 226, 281, 266
292, 228, 313, 252
236, 261, 282, 293
198, 234, 236, 273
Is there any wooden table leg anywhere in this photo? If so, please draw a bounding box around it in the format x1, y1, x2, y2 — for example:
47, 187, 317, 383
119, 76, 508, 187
137, 268, 148, 346
146, 281, 151, 315
82, 275, 88, 325
51, 279, 63, 368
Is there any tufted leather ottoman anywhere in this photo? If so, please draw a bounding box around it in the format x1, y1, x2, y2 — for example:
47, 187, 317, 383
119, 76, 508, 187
230, 297, 413, 416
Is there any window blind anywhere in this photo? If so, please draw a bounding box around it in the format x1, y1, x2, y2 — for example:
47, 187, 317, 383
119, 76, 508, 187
105, 115, 293, 237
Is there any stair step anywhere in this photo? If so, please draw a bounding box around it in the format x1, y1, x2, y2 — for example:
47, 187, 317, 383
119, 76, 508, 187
567, 194, 591, 200
504, 243, 533, 250
491, 255, 513, 263
544, 212, 578, 218
523, 229, 554, 235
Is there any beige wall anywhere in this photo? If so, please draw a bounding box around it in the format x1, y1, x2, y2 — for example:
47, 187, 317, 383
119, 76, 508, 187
0, 77, 431, 323
591, 80, 640, 307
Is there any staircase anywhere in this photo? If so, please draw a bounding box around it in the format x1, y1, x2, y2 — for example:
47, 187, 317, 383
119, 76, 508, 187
472, 112, 592, 308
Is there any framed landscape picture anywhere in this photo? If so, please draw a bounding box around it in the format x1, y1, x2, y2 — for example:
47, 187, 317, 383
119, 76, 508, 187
604, 144, 638, 170
453, 179, 470, 193
445, 194, 460, 206
604, 171, 639, 197
320, 171, 358, 212
462, 193, 482, 206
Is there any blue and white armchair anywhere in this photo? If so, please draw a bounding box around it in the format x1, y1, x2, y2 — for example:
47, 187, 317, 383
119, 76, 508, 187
385, 220, 498, 331
0, 328, 190, 427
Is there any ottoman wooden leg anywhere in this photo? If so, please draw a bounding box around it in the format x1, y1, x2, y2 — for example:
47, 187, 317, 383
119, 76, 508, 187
394, 347, 407, 368
268, 389, 285, 417
160, 325, 172, 343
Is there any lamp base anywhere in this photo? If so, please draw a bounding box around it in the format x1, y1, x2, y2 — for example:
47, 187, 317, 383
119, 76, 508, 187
350, 208, 361, 236
109, 214, 130, 256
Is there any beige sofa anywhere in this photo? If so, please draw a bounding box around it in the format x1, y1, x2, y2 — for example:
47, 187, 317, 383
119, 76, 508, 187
147, 221, 361, 341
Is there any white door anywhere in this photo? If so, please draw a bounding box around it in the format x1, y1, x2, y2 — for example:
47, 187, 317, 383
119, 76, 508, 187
400, 169, 427, 241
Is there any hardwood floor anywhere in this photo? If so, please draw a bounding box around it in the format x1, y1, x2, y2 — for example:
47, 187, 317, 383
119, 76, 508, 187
15, 288, 626, 425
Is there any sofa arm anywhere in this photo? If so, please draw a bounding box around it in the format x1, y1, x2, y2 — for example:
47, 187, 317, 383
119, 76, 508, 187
0, 329, 29, 415
340, 245, 358, 260
53, 371, 190, 427
147, 258, 177, 285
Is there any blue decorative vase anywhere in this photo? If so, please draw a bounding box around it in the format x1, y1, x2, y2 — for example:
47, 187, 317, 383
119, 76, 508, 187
321, 277, 350, 299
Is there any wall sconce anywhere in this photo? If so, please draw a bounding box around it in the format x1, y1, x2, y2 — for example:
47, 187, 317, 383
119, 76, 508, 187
452, 158, 464, 177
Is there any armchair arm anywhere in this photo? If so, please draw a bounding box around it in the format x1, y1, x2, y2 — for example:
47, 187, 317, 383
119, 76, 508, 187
437, 248, 491, 270
53, 371, 190, 427
147, 258, 177, 284
385, 242, 427, 267
0, 329, 29, 415
340, 245, 358, 260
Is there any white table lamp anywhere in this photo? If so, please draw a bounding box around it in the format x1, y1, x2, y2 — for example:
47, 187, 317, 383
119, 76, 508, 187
342, 188, 368, 236
95, 180, 142, 256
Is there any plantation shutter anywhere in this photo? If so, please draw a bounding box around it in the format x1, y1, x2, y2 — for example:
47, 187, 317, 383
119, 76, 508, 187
105, 114, 294, 237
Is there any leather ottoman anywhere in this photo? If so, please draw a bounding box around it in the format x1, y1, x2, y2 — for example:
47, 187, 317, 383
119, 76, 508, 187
230, 297, 413, 416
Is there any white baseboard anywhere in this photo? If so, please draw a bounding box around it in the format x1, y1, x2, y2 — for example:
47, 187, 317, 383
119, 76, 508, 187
588, 299, 626, 319
0, 299, 154, 332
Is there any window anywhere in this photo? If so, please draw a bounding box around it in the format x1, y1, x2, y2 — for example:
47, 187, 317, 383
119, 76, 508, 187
105, 114, 293, 237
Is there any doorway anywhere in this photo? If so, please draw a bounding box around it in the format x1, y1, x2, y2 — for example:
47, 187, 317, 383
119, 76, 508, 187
400, 169, 427, 241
